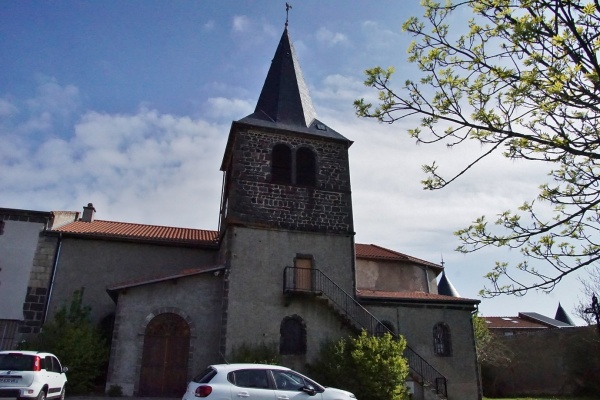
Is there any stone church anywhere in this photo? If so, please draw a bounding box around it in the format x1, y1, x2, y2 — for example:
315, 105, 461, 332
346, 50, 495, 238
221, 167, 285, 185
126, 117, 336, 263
0, 23, 481, 399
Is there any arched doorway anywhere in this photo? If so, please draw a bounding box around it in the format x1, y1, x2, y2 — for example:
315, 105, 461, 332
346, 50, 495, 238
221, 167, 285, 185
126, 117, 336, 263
139, 313, 190, 396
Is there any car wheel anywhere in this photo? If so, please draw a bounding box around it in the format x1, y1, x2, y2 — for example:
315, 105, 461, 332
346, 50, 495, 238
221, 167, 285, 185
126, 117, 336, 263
37, 390, 46, 400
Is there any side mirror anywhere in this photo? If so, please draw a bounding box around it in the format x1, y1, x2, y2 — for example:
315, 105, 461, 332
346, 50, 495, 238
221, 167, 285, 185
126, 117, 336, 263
62, 367, 69, 373
301, 385, 316, 396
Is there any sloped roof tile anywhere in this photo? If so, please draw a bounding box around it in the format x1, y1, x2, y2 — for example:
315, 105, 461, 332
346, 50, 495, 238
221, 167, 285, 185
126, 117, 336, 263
52, 220, 218, 245
357, 289, 479, 304
483, 316, 549, 330
355, 244, 442, 270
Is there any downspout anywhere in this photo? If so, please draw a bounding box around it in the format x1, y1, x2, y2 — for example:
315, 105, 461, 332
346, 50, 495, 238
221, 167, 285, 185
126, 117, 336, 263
43, 233, 62, 324
471, 303, 483, 400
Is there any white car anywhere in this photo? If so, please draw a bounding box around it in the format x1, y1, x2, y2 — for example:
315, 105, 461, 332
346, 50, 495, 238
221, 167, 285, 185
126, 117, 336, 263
182, 363, 356, 400
0, 351, 68, 400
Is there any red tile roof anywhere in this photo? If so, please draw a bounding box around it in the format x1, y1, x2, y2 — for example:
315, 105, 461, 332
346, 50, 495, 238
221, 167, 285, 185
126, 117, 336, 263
107, 265, 225, 292
106, 265, 226, 301
357, 289, 479, 304
53, 220, 218, 245
51, 221, 439, 267
483, 316, 548, 330
355, 244, 442, 270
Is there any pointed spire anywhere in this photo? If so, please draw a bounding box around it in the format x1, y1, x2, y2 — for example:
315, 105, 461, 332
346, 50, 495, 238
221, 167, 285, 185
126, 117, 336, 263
249, 25, 317, 128
438, 270, 461, 297
555, 302, 575, 326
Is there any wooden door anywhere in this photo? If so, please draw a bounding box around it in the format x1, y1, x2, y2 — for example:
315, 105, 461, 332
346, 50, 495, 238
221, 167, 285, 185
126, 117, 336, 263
139, 313, 190, 397
294, 257, 313, 291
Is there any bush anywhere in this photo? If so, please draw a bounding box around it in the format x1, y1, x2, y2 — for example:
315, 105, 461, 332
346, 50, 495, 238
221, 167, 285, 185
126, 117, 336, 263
310, 331, 410, 400
24, 288, 109, 394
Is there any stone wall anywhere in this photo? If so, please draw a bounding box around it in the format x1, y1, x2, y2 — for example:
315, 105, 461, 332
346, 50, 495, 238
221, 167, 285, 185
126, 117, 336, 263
365, 302, 481, 400
223, 226, 356, 366
482, 326, 600, 397
106, 273, 223, 396
226, 125, 353, 234
47, 237, 219, 326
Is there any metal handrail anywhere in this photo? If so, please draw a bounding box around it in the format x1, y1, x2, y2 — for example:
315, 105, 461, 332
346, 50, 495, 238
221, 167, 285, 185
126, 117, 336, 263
283, 267, 448, 398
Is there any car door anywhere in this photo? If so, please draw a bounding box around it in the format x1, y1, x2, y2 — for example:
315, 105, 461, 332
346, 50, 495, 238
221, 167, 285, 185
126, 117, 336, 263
43, 356, 62, 397
271, 370, 321, 400
50, 356, 66, 395
229, 368, 276, 400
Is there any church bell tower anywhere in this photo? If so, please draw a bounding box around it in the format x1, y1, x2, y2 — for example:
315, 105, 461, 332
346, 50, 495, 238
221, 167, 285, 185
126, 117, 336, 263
217, 21, 356, 361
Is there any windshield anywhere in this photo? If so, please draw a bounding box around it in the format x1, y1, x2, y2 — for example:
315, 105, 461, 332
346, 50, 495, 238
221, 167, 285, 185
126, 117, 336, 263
0, 354, 35, 371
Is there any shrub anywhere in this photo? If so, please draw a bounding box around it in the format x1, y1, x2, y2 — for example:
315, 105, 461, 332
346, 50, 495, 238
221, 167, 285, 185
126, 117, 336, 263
24, 288, 109, 394
310, 331, 410, 400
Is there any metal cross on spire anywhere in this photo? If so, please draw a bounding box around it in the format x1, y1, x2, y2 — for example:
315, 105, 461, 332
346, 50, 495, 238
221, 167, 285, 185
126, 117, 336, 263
285, 2, 292, 26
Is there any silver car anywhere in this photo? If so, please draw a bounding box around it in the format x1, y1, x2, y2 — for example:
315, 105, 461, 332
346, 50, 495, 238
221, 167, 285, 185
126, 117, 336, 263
182, 363, 356, 400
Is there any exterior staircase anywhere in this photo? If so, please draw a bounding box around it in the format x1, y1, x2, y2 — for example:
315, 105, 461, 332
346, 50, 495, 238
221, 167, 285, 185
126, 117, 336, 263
283, 266, 448, 399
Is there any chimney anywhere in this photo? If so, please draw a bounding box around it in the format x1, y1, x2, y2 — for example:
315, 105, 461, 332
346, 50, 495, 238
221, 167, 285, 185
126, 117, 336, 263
81, 203, 96, 222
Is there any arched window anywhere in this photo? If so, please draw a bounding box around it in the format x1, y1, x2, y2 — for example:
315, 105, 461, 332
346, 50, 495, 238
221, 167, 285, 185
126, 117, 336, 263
296, 147, 316, 186
272, 144, 292, 184
375, 320, 396, 338
433, 322, 452, 356
280, 315, 306, 355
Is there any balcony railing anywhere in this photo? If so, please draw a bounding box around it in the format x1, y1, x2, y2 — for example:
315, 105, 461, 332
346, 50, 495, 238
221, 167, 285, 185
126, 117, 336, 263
283, 267, 448, 398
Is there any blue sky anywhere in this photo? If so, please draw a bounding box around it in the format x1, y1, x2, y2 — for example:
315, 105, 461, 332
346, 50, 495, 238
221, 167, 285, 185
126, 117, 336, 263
0, 1, 589, 323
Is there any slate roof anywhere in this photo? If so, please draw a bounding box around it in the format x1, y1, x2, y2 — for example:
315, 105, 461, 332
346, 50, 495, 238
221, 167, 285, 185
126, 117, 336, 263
355, 244, 443, 271
357, 289, 479, 305
519, 312, 573, 328
235, 26, 350, 143
555, 302, 575, 326
52, 220, 219, 246
437, 270, 461, 297
484, 312, 574, 330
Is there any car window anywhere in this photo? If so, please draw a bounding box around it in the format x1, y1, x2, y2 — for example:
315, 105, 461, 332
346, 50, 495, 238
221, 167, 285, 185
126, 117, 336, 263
0, 354, 35, 371
192, 367, 217, 383
228, 369, 270, 389
53, 357, 63, 373
272, 370, 306, 391
44, 356, 53, 371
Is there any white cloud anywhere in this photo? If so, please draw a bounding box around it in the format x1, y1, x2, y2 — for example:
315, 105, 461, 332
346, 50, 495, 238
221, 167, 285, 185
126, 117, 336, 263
0, 98, 18, 117
26, 78, 80, 119
313, 74, 367, 104
232, 15, 250, 32
203, 20, 216, 31
0, 82, 228, 229
315, 27, 348, 46
203, 97, 254, 119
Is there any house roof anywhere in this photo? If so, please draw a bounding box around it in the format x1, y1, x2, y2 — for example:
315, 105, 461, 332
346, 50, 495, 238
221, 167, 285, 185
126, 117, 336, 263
51, 219, 441, 267
355, 244, 443, 271
106, 265, 226, 301
519, 312, 573, 328
357, 289, 479, 305
52, 220, 219, 246
483, 316, 550, 330
484, 312, 574, 330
